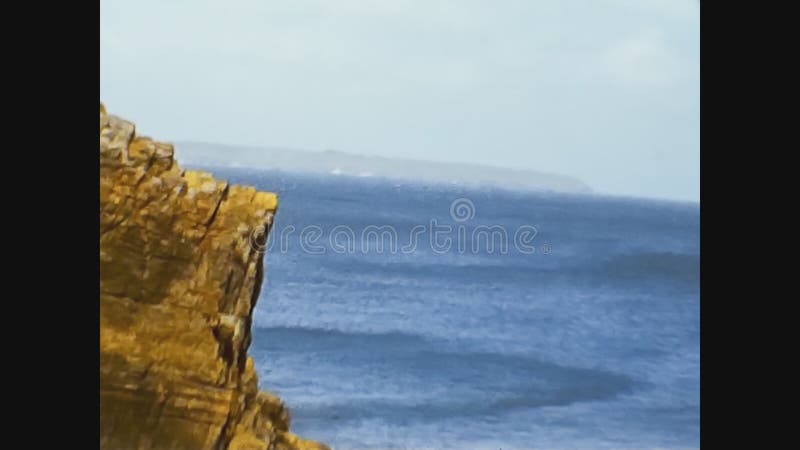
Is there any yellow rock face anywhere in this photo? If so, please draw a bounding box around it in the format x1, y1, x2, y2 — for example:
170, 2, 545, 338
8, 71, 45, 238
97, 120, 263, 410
100, 104, 328, 450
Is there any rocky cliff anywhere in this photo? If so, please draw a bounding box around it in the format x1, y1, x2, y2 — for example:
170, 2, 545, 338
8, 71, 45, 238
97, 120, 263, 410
100, 104, 328, 450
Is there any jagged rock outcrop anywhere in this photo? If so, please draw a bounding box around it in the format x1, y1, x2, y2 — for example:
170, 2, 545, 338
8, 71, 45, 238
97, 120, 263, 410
100, 103, 328, 450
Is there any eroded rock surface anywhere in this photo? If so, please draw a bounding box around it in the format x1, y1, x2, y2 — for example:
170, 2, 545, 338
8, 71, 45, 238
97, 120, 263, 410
100, 103, 328, 450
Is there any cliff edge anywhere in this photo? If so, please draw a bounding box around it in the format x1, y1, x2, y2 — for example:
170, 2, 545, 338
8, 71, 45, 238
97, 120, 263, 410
100, 103, 328, 450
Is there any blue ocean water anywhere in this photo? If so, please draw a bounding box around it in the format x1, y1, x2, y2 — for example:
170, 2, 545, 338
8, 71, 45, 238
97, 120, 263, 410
202, 166, 700, 450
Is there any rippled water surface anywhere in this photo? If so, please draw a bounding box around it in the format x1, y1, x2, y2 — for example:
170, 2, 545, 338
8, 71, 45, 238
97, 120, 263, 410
201, 167, 700, 450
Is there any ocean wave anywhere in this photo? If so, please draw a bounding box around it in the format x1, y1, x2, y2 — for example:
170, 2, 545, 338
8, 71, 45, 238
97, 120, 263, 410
253, 326, 638, 422
596, 252, 699, 281
263, 250, 699, 292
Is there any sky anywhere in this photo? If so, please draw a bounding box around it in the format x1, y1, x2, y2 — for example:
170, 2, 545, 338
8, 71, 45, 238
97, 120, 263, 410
100, 0, 699, 202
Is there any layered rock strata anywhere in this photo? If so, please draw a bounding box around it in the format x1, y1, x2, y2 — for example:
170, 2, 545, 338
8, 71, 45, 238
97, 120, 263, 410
100, 103, 327, 450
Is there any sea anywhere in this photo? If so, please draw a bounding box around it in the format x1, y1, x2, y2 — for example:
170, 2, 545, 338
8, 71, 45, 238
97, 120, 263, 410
196, 166, 700, 450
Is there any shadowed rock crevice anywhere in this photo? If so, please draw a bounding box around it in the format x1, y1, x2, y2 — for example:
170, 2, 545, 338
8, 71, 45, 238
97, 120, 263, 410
100, 103, 328, 450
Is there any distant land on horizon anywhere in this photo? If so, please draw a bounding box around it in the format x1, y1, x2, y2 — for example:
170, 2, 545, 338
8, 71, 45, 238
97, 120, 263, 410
174, 141, 593, 195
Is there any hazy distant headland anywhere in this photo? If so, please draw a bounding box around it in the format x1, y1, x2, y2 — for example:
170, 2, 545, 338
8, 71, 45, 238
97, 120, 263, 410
175, 141, 592, 195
